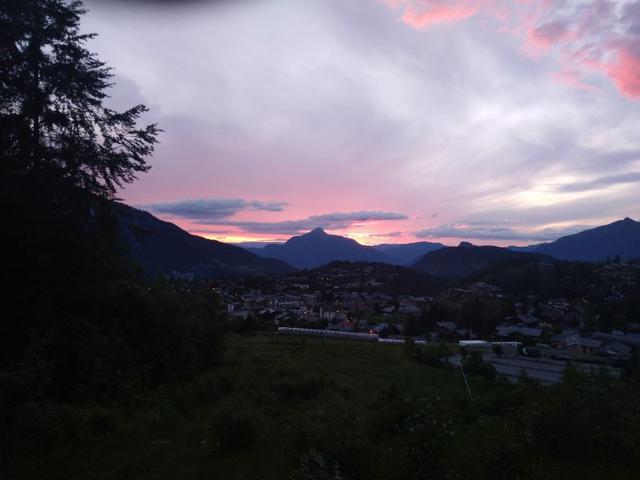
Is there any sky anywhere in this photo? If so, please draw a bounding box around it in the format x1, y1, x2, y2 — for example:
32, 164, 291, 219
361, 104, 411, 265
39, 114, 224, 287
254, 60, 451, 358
83, 0, 640, 246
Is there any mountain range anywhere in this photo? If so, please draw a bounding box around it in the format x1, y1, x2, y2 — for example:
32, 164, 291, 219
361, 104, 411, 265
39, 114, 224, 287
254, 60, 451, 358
412, 217, 640, 277
117, 204, 293, 278
413, 241, 546, 277
247, 228, 386, 269
373, 241, 445, 265
517, 217, 640, 262
247, 229, 444, 269
117, 204, 640, 279
247, 217, 640, 274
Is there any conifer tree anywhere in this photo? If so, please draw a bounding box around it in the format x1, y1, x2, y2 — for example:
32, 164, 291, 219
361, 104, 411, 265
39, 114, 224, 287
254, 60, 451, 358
0, 0, 158, 196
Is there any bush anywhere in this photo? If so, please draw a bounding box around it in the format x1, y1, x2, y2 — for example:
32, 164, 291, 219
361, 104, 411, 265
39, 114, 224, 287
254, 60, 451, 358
463, 351, 497, 381
11, 403, 65, 454
404, 337, 418, 362
211, 406, 259, 452
271, 369, 332, 402
292, 395, 367, 478
190, 373, 233, 404
293, 449, 346, 480
397, 397, 454, 479
86, 407, 118, 434
407, 341, 452, 367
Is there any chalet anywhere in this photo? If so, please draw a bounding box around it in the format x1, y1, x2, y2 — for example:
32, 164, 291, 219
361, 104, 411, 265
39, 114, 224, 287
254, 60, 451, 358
593, 331, 640, 349
603, 341, 632, 357
519, 327, 544, 339
566, 336, 603, 356
496, 325, 521, 339
549, 330, 578, 348
436, 321, 457, 332
520, 314, 541, 326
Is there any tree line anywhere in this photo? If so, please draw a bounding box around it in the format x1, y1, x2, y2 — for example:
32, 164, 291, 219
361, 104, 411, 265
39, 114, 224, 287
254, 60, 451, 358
0, 0, 226, 468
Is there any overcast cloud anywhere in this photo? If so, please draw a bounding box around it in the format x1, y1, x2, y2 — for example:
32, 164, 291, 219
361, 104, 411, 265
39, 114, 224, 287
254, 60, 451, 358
83, 0, 640, 245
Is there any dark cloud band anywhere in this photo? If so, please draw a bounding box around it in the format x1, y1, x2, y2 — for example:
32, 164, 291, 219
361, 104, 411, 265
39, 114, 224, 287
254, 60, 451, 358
205, 211, 409, 235
143, 198, 288, 221
415, 223, 588, 242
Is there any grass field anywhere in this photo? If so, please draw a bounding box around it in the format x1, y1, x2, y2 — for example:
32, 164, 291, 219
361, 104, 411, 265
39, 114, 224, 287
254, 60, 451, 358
14, 333, 638, 480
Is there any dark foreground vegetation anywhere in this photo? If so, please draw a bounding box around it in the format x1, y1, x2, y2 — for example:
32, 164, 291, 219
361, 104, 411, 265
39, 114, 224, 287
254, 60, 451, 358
1, 0, 225, 476
2, 2, 640, 480
3, 333, 640, 480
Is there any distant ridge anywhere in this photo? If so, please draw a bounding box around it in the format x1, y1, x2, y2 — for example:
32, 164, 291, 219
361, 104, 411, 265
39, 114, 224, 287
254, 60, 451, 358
252, 228, 386, 269
372, 241, 444, 266
531, 217, 640, 261
413, 242, 544, 278
117, 204, 294, 278
242, 217, 639, 273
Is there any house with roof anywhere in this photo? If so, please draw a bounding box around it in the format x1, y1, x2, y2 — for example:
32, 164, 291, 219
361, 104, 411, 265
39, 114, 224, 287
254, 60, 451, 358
495, 325, 543, 341
519, 314, 541, 326
603, 341, 632, 358
549, 330, 579, 348
565, 335, 603, 356
519, 327, 544, 339
496, 325, 521, 339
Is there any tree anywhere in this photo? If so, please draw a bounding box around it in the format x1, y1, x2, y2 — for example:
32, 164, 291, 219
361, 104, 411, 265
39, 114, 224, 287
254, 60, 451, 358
0, 0, 159, 197
461, 299, 485, 334
1, 0, 160, 362
0, 0, 171, 384
463, 351, 497, 380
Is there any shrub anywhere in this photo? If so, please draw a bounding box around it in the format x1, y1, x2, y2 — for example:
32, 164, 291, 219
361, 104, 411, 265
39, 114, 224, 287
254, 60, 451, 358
86, 407, 118, 434
271, 370, 332, 402
463, 351, 497, 381
211, 406, 259, 452
403, 337, 418, 362
293, 449, 346, 480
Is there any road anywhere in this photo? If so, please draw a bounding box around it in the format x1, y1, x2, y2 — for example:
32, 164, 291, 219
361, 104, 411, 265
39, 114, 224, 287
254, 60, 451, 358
450, 353, 620, 384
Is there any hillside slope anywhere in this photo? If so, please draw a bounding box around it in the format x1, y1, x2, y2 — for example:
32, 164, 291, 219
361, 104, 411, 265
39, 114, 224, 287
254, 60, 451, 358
534, 217, 640, 261
413, 241, 541, 278
254, 228, 386, 269
118, 204, 294, 278
373, 241, 444, 266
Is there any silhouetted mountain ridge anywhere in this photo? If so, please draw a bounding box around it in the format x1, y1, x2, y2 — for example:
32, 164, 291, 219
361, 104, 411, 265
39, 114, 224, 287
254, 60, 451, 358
372, 241, 444, 265
255, 228, 386, 269
245, 217, 639, 273
117, 204, 294, 278
413, 242, 545, 278
531, 217, 640, 261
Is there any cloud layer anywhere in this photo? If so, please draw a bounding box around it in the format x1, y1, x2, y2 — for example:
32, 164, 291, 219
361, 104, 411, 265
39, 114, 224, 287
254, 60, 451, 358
145, 198, 288, 221
384, 0, 640, 99
145, 198, 409, 236
83, 0, 640, 245
217, 211, 409, 235
416, 222, 588, 242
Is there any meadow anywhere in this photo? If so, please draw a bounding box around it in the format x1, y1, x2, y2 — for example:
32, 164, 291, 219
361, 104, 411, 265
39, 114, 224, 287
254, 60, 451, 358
11, 333, 639, 480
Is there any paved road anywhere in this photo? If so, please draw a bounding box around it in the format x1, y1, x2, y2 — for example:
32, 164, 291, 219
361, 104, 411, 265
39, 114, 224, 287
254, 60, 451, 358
450, 353, 620, 384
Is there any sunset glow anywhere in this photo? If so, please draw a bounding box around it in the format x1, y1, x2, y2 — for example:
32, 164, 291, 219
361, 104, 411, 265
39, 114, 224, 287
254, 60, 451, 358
81, 0, 640, 246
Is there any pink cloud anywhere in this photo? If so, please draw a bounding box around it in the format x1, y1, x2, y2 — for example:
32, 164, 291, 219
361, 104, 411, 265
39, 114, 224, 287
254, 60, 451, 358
530, 20, 572, 46
607, 44, 640, 98
549, 69, 598, 91
384, 0, 640, 100
400, 1, 481, 28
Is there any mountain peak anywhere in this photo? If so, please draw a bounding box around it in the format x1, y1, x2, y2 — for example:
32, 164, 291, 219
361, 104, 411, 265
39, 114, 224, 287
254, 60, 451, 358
258, 227, 386, 268
534, 216, 640, 261
458, 241, 474, 248
307, 227, 327, 236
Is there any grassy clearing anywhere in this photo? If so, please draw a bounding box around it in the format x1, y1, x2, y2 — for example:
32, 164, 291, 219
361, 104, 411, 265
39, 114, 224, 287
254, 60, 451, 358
13, 333, 637, 480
